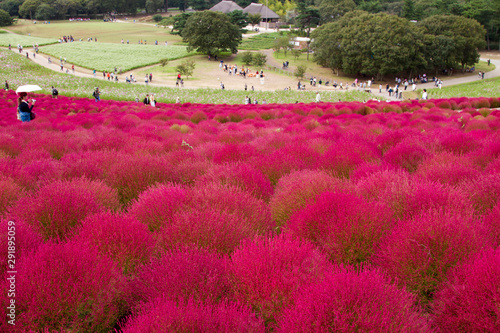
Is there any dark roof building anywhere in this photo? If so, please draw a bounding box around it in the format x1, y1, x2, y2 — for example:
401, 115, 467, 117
209, 1, 244, 13
243, 3, 280, 20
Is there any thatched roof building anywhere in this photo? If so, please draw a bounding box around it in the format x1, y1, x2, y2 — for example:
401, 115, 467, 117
243, 3, 280, 20
209, 1, 244, 13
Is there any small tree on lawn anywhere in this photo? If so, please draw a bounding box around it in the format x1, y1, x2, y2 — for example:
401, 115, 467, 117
248, 13, 261, 29
160, 58, 169, 67
242, 51, 254, 65
253, 53, 267, 67
291, 49, 302, 60
295, 64, 307, 79
176, 60, 196, 79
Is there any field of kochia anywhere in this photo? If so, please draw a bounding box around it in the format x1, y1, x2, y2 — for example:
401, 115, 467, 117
39, 42, 192, 71
1, 90, 500, 332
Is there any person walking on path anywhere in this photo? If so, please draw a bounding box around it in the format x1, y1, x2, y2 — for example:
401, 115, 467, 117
145, 75, 149, 86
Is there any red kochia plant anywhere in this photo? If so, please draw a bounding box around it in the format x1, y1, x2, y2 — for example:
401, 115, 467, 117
416, 152, 480, 186
0, 220, 43, 276
195, 162, 274, 201
105, 154, 179, 205
11, 178, 120, 240
229, 233, 332, 327
383, 141, 431, 173
375, 211, 492, 304
71, 212, 155, 274
5, 242, 129, 332
0, 176, 24, 218
317, 137, 381, 178
456, 173, 500, 215
278, 267, 428, 333
129, 247, 230, 307
127, 183, 187, 232
121, 298, 264, 333
356, 170, 474, 220
270, 169, 349, 229
287, 191, 393, 265
432, 248, 500, 332
156, 184, 273, 253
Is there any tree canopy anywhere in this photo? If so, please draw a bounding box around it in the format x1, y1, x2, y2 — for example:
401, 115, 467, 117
0, 8, 12, 25
181, 11, 242, 56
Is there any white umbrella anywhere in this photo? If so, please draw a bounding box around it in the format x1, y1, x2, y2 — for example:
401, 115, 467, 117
16, 85, 42, 94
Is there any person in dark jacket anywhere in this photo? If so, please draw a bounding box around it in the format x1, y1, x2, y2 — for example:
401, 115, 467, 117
17, 92, 35, 122
4, 80, 8, 91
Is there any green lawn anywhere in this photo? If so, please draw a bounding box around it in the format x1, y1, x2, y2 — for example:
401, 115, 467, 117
240, 32, 282, 50
0, 50, 375, 104
39, 42, 191, 71
10, 20, 182, 44
428, 76, 500, 98
0, 33, 58, 47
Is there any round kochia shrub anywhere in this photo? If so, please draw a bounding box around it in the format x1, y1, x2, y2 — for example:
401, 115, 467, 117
105, 154, 179, 205
270, 169, 348, 229
286, 191, 393, 265
71, 212, 155, 274
195, 162, 273, 201
129, 247, 230, 307
0, 176, 24, 218
156, 184, 273, 253
229, 233, 332, 327
127, 183, 188, 232
4, 241, 129, 332
356, 170, 474, 220
11, 178, 120, 240
121, 298, 264, 333
375, 211, 492, 303
432, 248, 500, 332
278, 267, 428, 333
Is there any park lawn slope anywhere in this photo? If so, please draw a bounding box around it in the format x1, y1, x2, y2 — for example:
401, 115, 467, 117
429, 76, 500, 99
10, 20, 183, 44
0, 33, 58, 47
0, 50, 374, 104
39, 42, 191, 71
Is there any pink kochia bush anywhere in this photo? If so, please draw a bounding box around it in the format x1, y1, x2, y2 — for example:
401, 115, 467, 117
121, 298, 264, 333
2, 241, 129, 332
129, 247, 230, 307
156, 184, 273, 254
127, 183, 187, 232
229, 233, 332, 327
11, 178, 120, 240
286, 191, 393, 265
278, 267, 428, 332
432, 248, 500, 332
375, 211, 492, 303
195, 162, 274, 201
270, 169, 349, 229
71, 212, 155, 274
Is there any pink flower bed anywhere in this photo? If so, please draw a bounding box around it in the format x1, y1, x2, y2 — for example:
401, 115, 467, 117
1, 89, 500, 331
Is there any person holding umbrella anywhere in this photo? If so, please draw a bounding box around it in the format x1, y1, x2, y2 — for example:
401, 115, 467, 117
17, 92, 36, 122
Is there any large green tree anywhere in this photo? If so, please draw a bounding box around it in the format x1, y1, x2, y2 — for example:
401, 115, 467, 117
311, 11, 426, 79
317, 0, 355, 23
181, 11, 242, 56
419, 15, 486, 72
227, 9, 248, 31
0, 8, 13, 25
